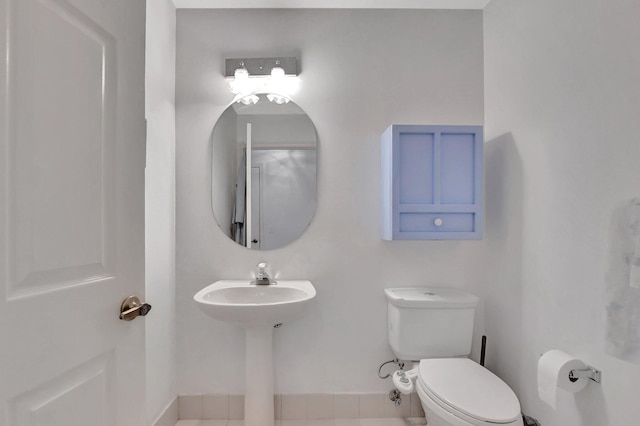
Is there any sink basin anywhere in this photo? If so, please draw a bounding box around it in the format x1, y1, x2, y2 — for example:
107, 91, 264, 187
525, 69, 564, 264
194, 280, 316, 326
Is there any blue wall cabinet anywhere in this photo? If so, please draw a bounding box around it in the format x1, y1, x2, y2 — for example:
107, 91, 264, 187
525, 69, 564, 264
381, 125, 483, 240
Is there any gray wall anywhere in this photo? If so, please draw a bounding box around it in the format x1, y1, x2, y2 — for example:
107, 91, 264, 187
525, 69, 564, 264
484, 0, 640, 424
176, 9, 484, 394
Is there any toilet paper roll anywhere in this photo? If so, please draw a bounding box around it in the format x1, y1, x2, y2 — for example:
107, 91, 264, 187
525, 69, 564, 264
537, 350, 589, 408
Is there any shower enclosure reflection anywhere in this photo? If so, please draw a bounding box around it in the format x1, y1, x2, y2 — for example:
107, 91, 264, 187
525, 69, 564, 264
211, 94, 317, 250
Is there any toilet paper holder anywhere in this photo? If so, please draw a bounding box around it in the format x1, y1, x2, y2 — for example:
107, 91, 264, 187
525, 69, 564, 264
568, 367, 601, 383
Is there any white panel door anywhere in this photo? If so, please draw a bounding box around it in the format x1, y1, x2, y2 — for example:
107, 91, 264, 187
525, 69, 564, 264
0, 0, 147, 424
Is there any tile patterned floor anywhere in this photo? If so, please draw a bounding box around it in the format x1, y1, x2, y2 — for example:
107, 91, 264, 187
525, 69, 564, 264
176, 419, 423, 426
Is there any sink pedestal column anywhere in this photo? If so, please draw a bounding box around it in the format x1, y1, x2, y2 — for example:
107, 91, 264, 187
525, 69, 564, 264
245, 325, 274, 426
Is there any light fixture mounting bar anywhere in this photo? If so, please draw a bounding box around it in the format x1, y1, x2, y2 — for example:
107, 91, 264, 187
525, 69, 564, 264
225, 57, 298, 77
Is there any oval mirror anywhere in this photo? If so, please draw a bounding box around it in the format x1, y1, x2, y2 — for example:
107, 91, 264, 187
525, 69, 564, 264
211, 94, 317, 250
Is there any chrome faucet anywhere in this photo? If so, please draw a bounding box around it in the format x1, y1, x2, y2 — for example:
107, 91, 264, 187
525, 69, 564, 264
253, 262, 275, 285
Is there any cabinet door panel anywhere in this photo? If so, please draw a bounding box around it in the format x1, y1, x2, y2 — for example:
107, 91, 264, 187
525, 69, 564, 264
399, 132, 434, 205
440, 133, 475, 205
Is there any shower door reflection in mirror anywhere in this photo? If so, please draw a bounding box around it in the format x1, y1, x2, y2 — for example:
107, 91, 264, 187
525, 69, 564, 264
211, 95, 317, 250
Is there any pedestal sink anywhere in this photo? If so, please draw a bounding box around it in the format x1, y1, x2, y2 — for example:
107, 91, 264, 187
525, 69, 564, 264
194, 280, 316, 426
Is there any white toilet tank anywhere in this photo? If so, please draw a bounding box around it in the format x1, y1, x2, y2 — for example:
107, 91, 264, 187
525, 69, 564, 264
385, 287, 479, 361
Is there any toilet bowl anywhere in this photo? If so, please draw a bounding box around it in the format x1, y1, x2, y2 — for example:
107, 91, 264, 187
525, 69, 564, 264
385, 288, 523, 426
416, 358, 522, 426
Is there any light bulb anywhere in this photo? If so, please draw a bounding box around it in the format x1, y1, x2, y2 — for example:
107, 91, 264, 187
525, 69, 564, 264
270, 66, 285, 79
229, 67, 250, 95
234, 67, 249, 81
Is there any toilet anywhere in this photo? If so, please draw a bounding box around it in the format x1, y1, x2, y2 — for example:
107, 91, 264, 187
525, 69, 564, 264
385, 287, 523, 426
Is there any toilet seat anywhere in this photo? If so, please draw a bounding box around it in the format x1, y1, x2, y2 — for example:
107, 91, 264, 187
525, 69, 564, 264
417, 358, 521, 425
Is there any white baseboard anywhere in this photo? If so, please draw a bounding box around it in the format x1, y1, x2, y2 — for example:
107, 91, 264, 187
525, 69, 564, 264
177, 392, 425, 420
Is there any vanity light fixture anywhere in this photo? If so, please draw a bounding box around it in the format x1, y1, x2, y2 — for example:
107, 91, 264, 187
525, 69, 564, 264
225, 57, 298, 104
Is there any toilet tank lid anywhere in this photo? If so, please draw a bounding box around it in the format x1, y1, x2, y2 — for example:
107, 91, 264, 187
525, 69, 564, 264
385, 287, 479, 308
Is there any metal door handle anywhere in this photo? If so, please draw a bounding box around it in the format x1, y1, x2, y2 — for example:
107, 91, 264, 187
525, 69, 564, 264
119, 295, 152, 321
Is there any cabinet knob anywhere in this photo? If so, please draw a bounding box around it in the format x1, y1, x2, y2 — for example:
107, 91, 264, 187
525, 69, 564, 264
434, 218, 444, 227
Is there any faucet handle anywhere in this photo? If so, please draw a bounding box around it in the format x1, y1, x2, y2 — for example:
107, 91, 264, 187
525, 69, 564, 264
253, 262, 274, 285
255, 262, 271, 280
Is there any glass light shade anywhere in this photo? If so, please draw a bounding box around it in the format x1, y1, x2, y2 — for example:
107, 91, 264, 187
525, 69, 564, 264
237, 94, 259, 105
267, 93, 290, 104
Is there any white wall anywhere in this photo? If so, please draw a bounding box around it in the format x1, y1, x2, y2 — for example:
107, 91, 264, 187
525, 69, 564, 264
484, 0, 640, 424
176, 9, 484, 394
145, 0, 177, 422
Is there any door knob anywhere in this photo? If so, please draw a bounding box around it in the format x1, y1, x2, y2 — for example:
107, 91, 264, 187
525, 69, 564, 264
119, 295, 152, 321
